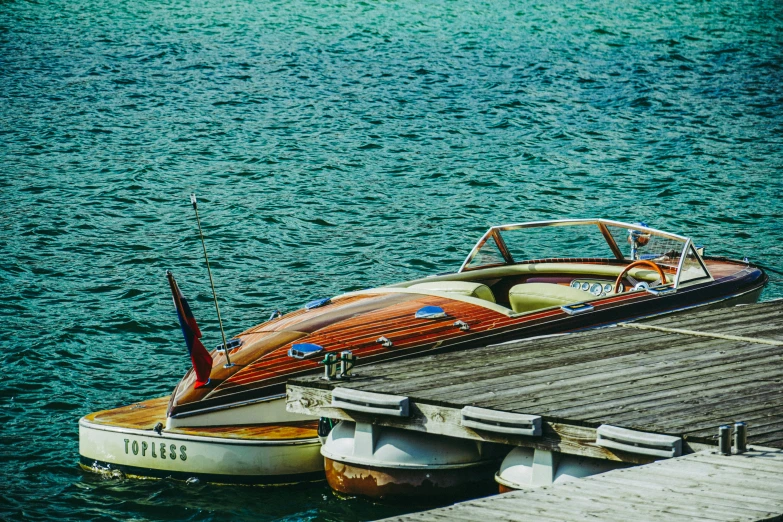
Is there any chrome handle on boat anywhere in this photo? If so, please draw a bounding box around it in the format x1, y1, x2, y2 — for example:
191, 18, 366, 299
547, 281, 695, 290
268, 309, 283, 321
560, 303, 594, 315
376, 336, 393, 347
646, 283, 677, 296
453, 320, 470, 331
215, 338, 243, 353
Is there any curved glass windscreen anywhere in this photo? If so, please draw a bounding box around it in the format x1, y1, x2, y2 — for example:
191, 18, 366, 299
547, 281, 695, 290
499, 223, 614, 262
460, 220, 711, 286
464, 234, 507, 270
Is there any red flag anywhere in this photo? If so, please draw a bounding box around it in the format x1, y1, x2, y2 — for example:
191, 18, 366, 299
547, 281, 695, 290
166, 271, 212, 388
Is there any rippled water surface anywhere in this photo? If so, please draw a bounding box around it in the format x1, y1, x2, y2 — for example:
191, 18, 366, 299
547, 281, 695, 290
2, 0, 782, 520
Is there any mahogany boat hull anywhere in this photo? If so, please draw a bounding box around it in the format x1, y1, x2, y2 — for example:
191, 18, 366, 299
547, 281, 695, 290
168, 259, 767, 423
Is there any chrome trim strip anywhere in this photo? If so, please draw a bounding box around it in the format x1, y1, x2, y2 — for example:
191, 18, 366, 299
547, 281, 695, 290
674, 237, 691, 288
459, 228, 495, 273
494, 220, 689, 243
691, 244, 713, 282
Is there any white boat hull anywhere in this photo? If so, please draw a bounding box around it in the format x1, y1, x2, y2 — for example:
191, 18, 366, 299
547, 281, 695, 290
78, 397, 325, 484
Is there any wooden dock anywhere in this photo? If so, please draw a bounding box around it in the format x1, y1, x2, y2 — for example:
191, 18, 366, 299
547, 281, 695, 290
287, 300, 783, 520
288, 300, 783, 463
378, 447, 783, 522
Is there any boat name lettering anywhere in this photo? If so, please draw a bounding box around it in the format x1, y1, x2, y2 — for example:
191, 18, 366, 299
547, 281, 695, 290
123, 438, 187, 461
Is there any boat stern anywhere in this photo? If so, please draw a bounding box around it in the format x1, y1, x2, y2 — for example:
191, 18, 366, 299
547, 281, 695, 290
78, 396, 325, 484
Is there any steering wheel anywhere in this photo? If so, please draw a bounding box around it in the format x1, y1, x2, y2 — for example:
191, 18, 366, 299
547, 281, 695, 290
613, 260, 667, 294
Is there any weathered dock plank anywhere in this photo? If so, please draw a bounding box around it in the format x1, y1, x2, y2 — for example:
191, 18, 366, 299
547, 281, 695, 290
467, 345, 781, 411
378, 449, 783, 522
362, 302, 783, 394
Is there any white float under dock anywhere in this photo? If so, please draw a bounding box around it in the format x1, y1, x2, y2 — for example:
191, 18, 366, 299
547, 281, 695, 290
378, 447, 783, 522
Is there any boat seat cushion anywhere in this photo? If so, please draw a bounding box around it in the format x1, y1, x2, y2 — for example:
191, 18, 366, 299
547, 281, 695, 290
509, 283, 594, 314
408, 281, 496, 303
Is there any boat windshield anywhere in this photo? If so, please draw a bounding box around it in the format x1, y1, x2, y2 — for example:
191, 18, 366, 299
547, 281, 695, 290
460, 220, 710, 286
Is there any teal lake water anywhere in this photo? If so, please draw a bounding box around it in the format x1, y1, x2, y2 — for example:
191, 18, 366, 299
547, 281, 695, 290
2, 0, 782, 519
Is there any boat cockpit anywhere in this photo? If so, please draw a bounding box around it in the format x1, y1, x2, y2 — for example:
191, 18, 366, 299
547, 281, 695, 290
384, 219, 713, 316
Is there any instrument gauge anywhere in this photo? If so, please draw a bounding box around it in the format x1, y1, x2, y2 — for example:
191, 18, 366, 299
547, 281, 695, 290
581, 282, 590, 291
590, 283, 602, 296
604, 283, 613, 294
570, 281, 581, 289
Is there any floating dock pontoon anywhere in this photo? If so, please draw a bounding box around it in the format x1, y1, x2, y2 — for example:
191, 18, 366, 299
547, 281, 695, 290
287, 300, 783, 506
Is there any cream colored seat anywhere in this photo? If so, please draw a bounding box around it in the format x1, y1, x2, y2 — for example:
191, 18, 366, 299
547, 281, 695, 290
408, 281, 496, 303
508, 283, 592, 314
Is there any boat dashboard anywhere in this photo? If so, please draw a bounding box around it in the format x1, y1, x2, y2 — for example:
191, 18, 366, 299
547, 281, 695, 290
569, 279, 619, 297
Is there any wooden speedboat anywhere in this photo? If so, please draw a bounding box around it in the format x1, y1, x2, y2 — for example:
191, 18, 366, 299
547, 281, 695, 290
79, 219, 766, 484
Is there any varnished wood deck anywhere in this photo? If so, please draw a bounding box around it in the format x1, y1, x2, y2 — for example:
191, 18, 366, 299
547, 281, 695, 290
288, 300, 783, 460
379, 448, 783, 522
84, 396, 318, 440
84, 396, 170, 430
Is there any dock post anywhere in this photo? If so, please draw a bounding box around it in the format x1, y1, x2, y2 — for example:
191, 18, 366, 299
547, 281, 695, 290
718, 425, 732, 455
734, 422, 747, 454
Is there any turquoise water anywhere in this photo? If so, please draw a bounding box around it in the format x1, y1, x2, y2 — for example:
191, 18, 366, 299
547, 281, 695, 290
1, 0, 782, 519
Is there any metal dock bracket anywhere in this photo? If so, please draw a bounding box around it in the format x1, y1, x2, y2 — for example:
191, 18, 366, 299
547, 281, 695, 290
331, 388, 410, 417
596, 424, 682, 458
460, 406, 542, 436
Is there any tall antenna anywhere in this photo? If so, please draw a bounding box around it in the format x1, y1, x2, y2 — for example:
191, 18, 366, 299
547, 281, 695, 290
190, 194, 233, 368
